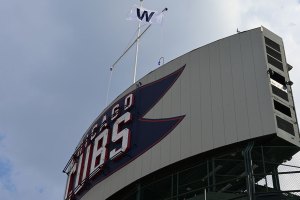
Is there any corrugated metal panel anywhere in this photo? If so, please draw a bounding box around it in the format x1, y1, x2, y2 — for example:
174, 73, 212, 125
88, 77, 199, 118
210, 41, 226, 148
189, 49, 203, 155
198, 46, 213, 153
141, 149, 152, 177
230, 34, 251, 141
219, 36, 238, 145
240, 31, 263, 139
180, 53, 192, 159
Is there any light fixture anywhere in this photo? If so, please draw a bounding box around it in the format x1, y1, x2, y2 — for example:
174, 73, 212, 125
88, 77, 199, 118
136, 81, 142, 88
158, 57, 164, 65
285, 80, 293, 86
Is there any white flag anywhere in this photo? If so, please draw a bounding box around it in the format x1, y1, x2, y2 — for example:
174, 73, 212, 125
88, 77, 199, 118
127, 5, 164, 24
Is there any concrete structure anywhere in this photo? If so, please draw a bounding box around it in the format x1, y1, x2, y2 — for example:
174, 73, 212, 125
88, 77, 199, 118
64, 27, 300, 200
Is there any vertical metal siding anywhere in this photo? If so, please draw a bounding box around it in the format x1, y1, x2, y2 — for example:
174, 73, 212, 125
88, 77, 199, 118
180, 54, 192, 159
198, 47, 213, 153
250, 30, 276, 135
230, 34, 251, 141
190, 50, 203, 155
219, 37, 238, 145
240, 31, 264, 139
210, 41, 226, 148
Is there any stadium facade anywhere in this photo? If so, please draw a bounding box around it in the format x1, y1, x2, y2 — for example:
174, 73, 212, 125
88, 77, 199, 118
64, 27, 300, 200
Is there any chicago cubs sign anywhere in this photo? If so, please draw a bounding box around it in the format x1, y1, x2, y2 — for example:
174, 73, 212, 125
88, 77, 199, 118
64, 66, 185, 200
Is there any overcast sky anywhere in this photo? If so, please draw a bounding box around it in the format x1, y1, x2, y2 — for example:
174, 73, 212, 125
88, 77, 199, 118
0, 0, 300, 199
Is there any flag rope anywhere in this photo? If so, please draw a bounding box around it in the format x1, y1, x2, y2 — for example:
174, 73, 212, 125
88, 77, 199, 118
105, 69, 113, 106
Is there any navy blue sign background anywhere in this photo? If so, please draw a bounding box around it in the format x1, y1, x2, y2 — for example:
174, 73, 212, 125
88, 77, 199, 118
75, 65, 186, 196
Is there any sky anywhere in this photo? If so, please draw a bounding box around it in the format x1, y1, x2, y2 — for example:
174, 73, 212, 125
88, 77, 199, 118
0, 0, 300, 199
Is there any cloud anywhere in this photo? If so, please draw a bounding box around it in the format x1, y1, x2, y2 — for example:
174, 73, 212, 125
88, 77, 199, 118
0, 134, 4, 142
0, 158, 16, 193
35, 185, 45, 194
0, 134, 16, 198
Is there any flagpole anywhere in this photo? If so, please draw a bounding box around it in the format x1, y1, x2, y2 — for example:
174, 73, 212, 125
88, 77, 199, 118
133, 0, 143, 83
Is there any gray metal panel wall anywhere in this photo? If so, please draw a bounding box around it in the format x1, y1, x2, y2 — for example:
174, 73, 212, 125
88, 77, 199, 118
262, 27, 300, 145
251, 28, 277, 135
81, 28, 285, 200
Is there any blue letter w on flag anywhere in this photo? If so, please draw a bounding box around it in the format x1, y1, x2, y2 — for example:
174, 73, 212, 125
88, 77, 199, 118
127, 5, 164, 24
136, 8, 155, 22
